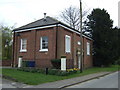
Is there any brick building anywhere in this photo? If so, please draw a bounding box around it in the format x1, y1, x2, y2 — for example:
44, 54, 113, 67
13, 15, 93, 69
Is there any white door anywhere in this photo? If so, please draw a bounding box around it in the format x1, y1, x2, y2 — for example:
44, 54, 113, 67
78, 56, 81, 69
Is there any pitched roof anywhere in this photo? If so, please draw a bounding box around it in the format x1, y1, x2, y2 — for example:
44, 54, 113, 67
14, 16, 61, 31
13, 16, 92, 40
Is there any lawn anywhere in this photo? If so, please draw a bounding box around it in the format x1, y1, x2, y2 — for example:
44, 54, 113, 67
2, 65, 120, 85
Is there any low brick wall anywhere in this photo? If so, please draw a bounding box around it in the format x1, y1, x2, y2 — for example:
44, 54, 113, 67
2, 60, 12, 66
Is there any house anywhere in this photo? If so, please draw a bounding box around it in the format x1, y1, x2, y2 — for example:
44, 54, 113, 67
12, 14, 93, 69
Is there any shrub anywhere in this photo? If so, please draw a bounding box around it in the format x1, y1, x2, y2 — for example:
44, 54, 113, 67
48, 69, 58, 75
37, 69, 45, 74
56, 71, 69, 76
17, 67, 38, 73
17, 67, 77, 76
51, 59, 61, 69
115, 58, 120, 65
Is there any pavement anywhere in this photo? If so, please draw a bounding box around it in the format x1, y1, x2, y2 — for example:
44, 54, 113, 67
23, 72, 112, 88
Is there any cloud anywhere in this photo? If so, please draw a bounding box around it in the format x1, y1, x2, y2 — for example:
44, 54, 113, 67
0, 0, 119, 27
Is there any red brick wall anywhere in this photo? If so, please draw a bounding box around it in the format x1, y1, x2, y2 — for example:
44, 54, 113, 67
14, 30, 36, 66
14, 27, 57, 68
13, 26, 92, 68
83, 37, 93, 68
57, 27, 93, 69
35, 27, 57, 68
57, 27, 73, 59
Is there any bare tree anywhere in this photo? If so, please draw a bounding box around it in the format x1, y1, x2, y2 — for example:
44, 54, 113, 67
60, 6, 88, 31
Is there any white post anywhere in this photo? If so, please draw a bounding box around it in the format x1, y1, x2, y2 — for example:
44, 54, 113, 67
18, 57, 22, 68
61, 56, 66, 71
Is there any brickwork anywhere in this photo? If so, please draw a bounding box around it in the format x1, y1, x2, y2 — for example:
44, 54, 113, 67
13, 25, 93, 68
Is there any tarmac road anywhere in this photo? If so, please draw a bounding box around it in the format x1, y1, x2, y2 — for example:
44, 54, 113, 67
67, 71, 119, 88
0, 77, 26, 88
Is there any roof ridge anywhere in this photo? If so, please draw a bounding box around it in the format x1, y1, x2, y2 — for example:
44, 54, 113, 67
46, 16, 60, 22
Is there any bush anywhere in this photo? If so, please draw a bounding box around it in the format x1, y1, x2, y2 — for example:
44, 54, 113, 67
17, 67, 77, 76
48, 69, 59, 75
37, 69, 45, 74
115, 58, 120, 65
51, 59, 61, 69
56, 71, 69, 76
17, 67, 38, 73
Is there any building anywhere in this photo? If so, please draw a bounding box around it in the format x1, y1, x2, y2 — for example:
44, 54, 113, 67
12, 15, 93, 69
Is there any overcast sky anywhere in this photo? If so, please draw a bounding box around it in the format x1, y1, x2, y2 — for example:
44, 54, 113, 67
0, 0, 119, 28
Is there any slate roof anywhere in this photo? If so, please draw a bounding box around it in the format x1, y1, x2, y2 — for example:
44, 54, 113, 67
13, 16, 92, 40
14, 16, 65, 30
13, 16, 80, 33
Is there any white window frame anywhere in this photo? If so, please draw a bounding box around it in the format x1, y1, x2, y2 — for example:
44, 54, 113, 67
65, 35, 71, 53
40, 36, 48, 52
20, 39, 27, 52
87, 42, 90, 55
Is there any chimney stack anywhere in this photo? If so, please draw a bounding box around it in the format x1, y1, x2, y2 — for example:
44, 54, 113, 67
44, 13, 46, 20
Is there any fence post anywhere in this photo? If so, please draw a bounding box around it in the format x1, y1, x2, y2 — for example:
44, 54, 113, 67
61, 56, 66, 71
45, 68, 48, 75
18, 56, 22, 68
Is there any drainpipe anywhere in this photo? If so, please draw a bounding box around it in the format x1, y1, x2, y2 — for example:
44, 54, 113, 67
12, 31, 15, 67
55, 24, 58, 59
34, 30, 37, 63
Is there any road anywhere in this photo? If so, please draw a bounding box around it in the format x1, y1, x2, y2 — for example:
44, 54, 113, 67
0, 77, 27, 88
67, 71, 119, 88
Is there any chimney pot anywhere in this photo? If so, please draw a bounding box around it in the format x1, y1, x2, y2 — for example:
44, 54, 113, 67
44, 13, 46, 20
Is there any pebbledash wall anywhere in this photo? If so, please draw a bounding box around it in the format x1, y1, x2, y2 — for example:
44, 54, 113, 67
13, 25, 93, 69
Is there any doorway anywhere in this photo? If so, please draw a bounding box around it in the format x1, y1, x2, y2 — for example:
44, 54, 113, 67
78, 56, 81, 69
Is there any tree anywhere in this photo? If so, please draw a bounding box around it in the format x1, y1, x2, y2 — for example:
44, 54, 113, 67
60, 6, 88, 30
85, 8, 119, 66
1, 24, 13, 60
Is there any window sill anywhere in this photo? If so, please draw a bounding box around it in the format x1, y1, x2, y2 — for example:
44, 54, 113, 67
20, 49, 27, 52
65, 51, 71, 54
39, 49, 48, 52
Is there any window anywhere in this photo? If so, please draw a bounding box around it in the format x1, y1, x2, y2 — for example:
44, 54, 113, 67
87, 42, 90, 55
40, 36, 48, 51
20, 39, 27, 52
65, 35, 71, 53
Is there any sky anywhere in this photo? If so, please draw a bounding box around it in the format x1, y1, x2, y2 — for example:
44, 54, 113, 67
0, 0, 119, 28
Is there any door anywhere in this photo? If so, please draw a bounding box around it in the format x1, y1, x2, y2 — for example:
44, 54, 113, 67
78, 56, 81, 69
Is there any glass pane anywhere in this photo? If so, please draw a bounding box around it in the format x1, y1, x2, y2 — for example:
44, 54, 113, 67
66, 36, 70, 52
22, 39, 27, 50
42, 36, 48, 49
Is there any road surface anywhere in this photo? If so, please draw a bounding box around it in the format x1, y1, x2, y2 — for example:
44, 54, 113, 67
0, 77, 26, 88
67, 71, 119, 88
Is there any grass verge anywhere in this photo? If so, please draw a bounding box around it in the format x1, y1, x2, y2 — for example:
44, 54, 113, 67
2, 65, 120, 85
